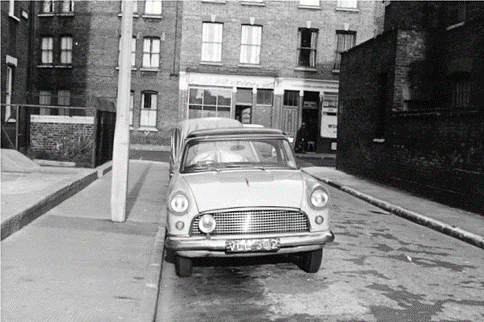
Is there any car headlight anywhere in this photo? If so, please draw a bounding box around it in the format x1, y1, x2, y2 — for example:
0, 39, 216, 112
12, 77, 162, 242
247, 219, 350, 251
309, 188, 329, 209
170, 193, 189, 215
198, 214, 216, 234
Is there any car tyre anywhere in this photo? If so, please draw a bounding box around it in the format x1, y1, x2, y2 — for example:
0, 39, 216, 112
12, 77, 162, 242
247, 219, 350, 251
299, 248, 322, 273
175, 256, 192, 277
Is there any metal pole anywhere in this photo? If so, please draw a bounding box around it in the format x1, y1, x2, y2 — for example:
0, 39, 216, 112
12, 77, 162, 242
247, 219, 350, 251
111, 0, 133, 222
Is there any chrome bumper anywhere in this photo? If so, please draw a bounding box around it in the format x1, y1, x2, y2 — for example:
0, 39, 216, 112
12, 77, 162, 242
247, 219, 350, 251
165, 230, 335, 258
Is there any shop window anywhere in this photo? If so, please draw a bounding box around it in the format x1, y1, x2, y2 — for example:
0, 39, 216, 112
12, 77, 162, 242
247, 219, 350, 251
188, 88, 231, 119
257, 89, 273, 105
283, 91, 299, 107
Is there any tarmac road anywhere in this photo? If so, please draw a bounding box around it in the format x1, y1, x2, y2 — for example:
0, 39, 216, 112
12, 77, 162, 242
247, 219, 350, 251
155, 184, 484, 322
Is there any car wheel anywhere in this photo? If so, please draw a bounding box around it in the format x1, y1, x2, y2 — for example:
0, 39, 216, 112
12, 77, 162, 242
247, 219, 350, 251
175, 256, 192, 277
298, 248, 322, 273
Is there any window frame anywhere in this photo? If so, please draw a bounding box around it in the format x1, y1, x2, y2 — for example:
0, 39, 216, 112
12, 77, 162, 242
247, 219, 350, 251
201, 22, 223, 63
297, 28, 318, 68
337, 0, 358, 9
119, 36, 137, 67
240, 25, 262, 65
144, 0, 162, 16
142, 37, 160, 68
60, 36, 73, 65
188, 87, 232, 119
140, 91, 158, 127
5, 66, 14, 121
42, 0, 54, 13
41, 37, 54, 65
334, 30, 356, 70
61, 0, 74, 13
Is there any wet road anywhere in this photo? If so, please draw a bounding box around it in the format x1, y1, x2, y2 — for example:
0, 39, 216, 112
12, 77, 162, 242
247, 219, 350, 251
155, 184, 484, 322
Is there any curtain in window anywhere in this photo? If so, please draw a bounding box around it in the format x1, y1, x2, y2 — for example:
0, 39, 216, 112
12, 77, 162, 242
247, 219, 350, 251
143, 38, 160, 68
145, 0, 162, 15
43, 0, 53, 13
42, 37, 53, 64
61, 37, 72, 64
335, 32, 355, 69
240, 25, 262, 64
202, 23, 223, 62
62, 1, 74, 12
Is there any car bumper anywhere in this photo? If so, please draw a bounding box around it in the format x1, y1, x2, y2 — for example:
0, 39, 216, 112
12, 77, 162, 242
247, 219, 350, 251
165, 230, 335, 258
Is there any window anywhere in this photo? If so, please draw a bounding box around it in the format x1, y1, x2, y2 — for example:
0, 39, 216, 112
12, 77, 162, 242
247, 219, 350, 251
140, 91, 157, 127
39, 90, 52, 115
446, 1, 466, 27
202, 23, 223, 62
298, 28, 318, 68
5, 66, 13, 121
119, 36, 137, 67
58, 90, 70, 116
257, 89, 273, 105
299, 0, 320, 7
142, 37, 160, 68
9, 0, 16, 17
188, 88, 231, 119
129, 91, 134, 125
60, 36, 73, 64
121, 0, 138, 14
451, 79, 471, 109
284, 91, 299, 107
43, 0, 54, 13
61, 0, 74, 13
334, 31, 356, 70
337, 0, 357, 9
41, 37, 54, 64
240, 25, 262, 65
145, 0, 162, 15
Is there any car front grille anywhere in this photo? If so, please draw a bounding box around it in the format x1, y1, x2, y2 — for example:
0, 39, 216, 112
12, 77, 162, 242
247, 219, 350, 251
190, 209, 309, 236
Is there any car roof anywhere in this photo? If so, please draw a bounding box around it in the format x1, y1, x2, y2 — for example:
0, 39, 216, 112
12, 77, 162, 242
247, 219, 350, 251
175, 117, 243, 138
186, 127, 285, 139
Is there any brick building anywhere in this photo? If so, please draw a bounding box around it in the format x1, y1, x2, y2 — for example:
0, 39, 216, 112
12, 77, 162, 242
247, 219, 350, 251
1, 0, 34, 149
178, 0, 384, 152
29, 0, 181, 145
337, 1, 484, 213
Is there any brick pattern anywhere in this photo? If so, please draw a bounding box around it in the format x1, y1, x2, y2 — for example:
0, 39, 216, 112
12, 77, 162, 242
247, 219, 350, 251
338, 3, 484, 214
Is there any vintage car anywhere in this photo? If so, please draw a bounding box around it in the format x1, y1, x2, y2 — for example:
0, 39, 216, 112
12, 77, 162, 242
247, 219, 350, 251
165, 119, 334, 277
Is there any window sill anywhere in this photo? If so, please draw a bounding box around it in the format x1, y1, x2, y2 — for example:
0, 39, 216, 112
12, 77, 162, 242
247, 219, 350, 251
38, 13, 55, 17
140, 67, 160, 72
238, 63, 261, 68
58, 12, 75, 16
9, 14, 20, 22
55, 65, 73, 69
446, 21, 465, 31
241, 2, 265, 7
200, 61, 223, 66
202, 0, 227, 3
136, 126, 158, 132
336, 7, 359, 12
143, 14, 163, 19
332, 69, 340, 74
294, 66, 317, 72
118, 13, 140, 18
298, 5, 321, 10
373, 138, 385, 144
116, 66, 138, 71
37, 64, 54, 68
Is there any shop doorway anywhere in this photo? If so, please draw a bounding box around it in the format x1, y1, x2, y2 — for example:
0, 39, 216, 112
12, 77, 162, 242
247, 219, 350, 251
301, 91, 319, 152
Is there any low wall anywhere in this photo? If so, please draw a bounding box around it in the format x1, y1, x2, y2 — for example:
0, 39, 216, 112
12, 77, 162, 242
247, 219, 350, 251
30, 115, 95, 167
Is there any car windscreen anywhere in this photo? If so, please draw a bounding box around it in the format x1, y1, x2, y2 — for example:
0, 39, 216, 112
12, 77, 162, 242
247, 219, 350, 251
181, 138, 297, 173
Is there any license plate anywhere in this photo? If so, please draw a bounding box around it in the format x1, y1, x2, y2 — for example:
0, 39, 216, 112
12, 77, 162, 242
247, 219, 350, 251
226, 238, 280, 253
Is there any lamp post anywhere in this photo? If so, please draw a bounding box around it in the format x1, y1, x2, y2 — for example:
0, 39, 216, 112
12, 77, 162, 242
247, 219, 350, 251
111, 0, 133, 222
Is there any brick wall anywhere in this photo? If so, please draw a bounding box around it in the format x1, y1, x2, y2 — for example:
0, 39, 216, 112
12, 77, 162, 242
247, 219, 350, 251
338, 26, 484, 214
29, 116, 95, 167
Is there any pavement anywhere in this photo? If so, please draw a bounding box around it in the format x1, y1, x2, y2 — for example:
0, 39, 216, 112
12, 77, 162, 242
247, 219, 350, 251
1, 150, 483, 321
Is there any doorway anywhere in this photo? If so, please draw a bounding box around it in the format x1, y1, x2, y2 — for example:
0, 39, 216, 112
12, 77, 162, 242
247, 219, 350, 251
301, 91, 319, 152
